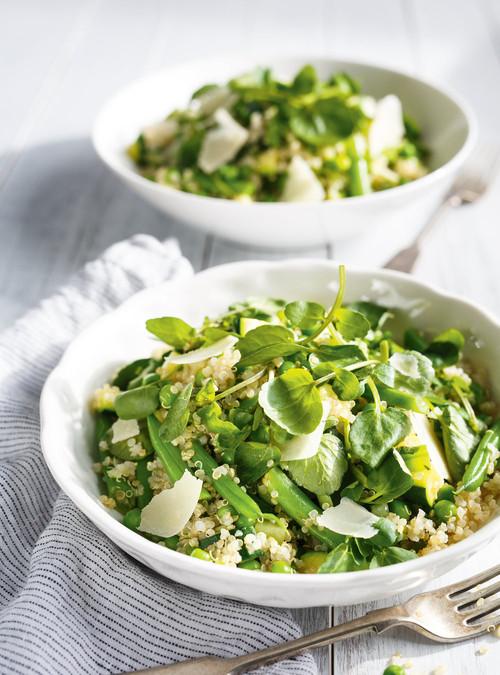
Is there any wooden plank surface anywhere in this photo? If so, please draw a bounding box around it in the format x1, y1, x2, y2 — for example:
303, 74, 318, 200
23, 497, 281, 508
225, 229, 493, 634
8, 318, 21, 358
0, 1, 499, 673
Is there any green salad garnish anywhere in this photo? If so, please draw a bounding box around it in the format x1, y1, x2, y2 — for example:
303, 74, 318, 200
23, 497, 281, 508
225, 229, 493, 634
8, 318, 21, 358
92, 267, 499, 573
127, 65, 429, 202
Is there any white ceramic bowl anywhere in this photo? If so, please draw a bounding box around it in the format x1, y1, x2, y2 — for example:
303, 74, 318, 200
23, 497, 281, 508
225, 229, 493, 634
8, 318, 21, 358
93, 55, 476, 249
40, 260, 500, 608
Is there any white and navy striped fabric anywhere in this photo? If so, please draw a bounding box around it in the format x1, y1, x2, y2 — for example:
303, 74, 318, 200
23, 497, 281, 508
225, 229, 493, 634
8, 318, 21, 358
0, 235, 316, 675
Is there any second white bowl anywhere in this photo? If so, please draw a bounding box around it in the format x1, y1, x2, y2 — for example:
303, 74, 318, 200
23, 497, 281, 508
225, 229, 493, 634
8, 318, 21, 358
93, 55, 476, 248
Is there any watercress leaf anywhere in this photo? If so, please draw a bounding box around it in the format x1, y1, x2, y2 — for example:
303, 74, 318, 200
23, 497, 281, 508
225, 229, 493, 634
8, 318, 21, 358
350, 405, 412, 468
318, 542, 361, 573
159, 382, 193, 442
112, 358, 152, 390
146, 317, 196, 349
348, 301, 388, 330
372, 363, 395, 388
340, 481, 364, 501
404, 328, 429, 353
290, 98, 363, 146
369, 546, 418, 568
440, 405, 478, 481
237, 325, 302, 367
284, 300, 325, 331
290, 64, 318, 95
115, 384, 160, 420
202, 327, 235, 344
315, 343, 366, 365
258, 368, 323, 435
335, 308, 370, 340
389, 351, 435, 395
361, 449, 414, 504
234, 442, 281, 484
284, 433, 348, 495
426, 328, 465, 367
332, 368, 363, 401
368, 517, 398, 547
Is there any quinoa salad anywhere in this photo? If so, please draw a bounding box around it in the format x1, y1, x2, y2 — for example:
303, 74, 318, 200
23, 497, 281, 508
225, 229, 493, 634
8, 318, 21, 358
91, 266, 499, 574
127, 65, 428, 203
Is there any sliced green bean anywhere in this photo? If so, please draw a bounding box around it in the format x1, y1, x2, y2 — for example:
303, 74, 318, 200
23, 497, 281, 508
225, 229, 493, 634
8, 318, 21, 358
460, 421, 500, 492
190, 440, 262, 522
262, 467, 344, 550
147, 415, 186, 482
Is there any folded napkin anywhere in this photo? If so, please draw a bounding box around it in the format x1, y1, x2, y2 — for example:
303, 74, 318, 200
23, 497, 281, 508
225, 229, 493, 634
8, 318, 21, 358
0, 235, 317, 675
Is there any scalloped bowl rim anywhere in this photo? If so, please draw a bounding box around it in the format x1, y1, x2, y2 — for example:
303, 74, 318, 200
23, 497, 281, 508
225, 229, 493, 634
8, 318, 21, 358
40, 259, 500, 595
92, 53, 478, 210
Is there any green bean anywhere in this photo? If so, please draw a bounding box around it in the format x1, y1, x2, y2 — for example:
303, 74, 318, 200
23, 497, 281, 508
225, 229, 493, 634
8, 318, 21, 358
103, 474, 136, 514
147, 415, 186, 482
460, 421, 500, 492
190, 440, 262, 522
136, 458, 153, 508
376, 385, 428, 413
347, 136, 371, 196
261, 467, 344, 550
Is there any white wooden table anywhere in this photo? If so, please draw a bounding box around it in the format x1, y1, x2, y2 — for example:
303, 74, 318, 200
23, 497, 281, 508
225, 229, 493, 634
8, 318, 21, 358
1, 1, 499, 672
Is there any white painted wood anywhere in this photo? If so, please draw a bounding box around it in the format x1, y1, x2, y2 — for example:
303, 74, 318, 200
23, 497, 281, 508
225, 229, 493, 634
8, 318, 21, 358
0, 1, 499, 673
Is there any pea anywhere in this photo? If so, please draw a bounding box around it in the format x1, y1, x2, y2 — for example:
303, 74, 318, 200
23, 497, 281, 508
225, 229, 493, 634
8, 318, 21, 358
433, 499, 457, 523
298, 551, 328, 574
278, 360, 295, 375
383, 666, 407, 675
123, 508, 141, 531
190, 548, 212, 562
437, 484, 455, 502
256, 515, 290, 544
270, 561, 293, 574
390, 500, 411, 520
239, 559, 261, 571
370, 503, 389, 518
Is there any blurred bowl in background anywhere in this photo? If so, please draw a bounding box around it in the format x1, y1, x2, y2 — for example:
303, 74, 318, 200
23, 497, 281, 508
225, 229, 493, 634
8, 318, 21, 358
93, 55, 476, 249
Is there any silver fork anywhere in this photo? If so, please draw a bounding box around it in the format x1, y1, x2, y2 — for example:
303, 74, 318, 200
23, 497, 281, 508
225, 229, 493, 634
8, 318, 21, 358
122, 565, 500, 675
384, 144, 499, 273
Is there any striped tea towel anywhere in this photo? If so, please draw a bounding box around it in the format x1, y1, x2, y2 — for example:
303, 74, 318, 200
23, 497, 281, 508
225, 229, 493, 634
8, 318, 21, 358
0, 234, 317, 675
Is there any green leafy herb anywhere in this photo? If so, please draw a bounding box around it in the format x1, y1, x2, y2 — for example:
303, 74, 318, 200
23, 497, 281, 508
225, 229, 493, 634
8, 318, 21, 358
335, 308, 370, 340
369, 546, 418, 568
237, 325, 302, 367
348, 301, 388, 330
350, 379, 411, 468
440, 405, 478, 481
146, 317, 196, 349
115, 384, 160, 420
159, 382, 193, 442
284, 434, 347, 495
426, 328, 465, 367
332, 368, 363, 401
318, 542, 362, 573
360, 450, 414, 504
259, 368, 323, 435
234, 442, 281, 484
284, 300, 325, 331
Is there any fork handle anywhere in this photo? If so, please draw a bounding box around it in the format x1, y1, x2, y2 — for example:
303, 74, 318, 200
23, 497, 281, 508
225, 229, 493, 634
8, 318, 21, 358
120, 606, 408, 675
384, 195, 456, 273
